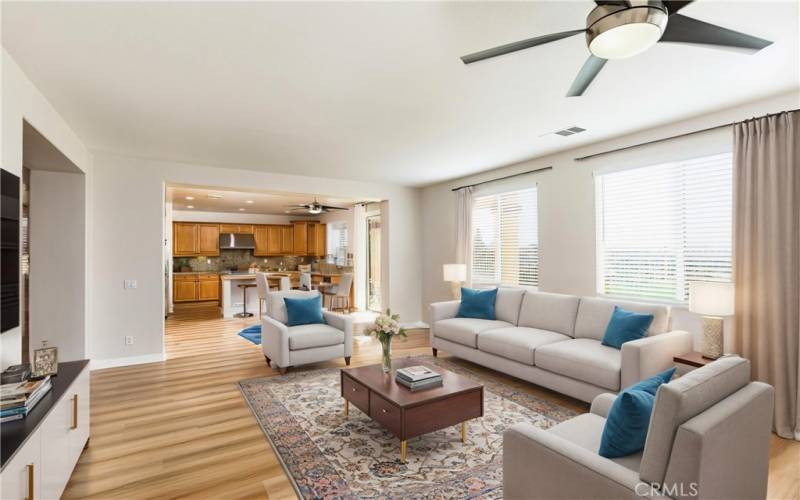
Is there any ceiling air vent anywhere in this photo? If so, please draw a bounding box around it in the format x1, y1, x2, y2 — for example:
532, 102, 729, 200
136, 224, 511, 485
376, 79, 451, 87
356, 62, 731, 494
554, 126, 586, 137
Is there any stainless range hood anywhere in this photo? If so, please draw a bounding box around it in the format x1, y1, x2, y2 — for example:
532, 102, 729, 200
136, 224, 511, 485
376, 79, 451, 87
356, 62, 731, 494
219, 232, 255, 250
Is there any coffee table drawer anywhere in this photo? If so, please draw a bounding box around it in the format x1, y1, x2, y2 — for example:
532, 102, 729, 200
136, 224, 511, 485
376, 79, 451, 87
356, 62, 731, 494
404, 388, 483, 439
342, 374, 369, 414
370, 392, 402, 437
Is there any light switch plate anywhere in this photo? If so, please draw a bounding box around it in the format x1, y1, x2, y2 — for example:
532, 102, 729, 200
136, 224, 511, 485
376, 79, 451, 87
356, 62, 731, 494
124, 280, 137, 289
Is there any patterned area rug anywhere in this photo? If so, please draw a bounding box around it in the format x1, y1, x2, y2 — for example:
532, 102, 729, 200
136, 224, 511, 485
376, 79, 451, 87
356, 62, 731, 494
238, 356, 578, 499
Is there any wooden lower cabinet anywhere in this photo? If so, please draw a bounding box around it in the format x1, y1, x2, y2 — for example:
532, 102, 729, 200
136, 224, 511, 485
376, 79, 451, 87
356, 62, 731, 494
174, 274, 219, 303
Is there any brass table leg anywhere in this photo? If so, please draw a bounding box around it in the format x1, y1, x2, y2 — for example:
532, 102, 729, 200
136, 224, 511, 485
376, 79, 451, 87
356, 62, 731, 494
344, 399, 349, 418
461, 421, 466, 443
400, 440, 407, 462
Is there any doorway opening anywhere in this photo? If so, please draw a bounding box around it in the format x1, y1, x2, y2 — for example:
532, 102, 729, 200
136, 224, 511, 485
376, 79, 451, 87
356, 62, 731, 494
367, 214, 381, 312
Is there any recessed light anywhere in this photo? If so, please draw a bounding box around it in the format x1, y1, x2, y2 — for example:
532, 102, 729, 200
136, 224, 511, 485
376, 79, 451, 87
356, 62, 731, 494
246, 200, 254, 204
239, 208, 246, 211
185, 196, 195, 200
208, 194, 223, 199
187, 205, 194, 209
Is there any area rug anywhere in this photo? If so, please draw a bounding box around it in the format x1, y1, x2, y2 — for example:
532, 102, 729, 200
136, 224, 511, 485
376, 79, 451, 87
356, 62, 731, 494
238, 356, 578, 499
237, 324, 261, 344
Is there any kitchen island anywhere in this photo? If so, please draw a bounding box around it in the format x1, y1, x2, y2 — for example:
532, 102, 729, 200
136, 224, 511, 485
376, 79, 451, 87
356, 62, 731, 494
220, 272, 293, 318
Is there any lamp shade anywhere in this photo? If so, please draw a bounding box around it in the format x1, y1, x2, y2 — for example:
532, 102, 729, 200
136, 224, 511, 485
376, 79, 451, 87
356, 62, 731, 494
443, 264, 466, 282
689, 282, 734, 317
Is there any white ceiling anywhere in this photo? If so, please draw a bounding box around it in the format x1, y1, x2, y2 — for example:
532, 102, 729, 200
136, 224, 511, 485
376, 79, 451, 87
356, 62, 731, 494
3, 1, 798, 186
167, 185, 359, 215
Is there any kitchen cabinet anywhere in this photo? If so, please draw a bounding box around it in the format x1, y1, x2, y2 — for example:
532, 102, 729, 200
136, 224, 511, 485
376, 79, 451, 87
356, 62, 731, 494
253, 225, 269, 257
197, 224, 220, 256
267, 225, 282, 255
174, 274, 219, 302
280, 225, 294, 254
313, 223, 327, 257
219, 224, 254, 234
292, 221, 308, 255
173, 222, 198, 256
173, 223, 219, 256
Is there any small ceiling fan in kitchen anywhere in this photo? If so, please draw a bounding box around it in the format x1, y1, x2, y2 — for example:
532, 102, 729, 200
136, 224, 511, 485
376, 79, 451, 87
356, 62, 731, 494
284, 198, 348, 215
460, 0, 773, 96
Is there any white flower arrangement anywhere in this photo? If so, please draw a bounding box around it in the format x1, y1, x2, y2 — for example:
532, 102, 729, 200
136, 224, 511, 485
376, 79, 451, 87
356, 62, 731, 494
367, 309, 407, 343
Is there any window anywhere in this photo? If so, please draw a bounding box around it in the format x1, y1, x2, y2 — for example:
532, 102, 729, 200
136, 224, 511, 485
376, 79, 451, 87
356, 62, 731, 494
471, 187, 539, 287
327, 222, 348, 265
596, 152, 733, 302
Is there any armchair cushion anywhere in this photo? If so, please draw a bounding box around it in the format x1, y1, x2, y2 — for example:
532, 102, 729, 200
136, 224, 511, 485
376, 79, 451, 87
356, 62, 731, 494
457, 287, 498, 320
535, 338, 622, 391
284, 295, 325, 327
601, 306, 654, 349
548, 413, 644, 473
288, 323, 345, 350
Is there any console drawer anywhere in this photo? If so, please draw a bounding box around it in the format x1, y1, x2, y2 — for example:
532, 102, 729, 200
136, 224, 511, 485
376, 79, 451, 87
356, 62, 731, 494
369, 392, 402, 437
341, 373, 369, 414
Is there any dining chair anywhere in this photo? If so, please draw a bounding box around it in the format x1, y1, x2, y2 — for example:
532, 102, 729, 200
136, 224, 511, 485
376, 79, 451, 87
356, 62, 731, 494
322, 273, 354, 313
300, 272, 312, 291
255, 272, 269, 317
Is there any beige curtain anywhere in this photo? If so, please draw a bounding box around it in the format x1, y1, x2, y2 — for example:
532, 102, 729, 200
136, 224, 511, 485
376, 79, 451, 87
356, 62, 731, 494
732, 110, 800, 440
455, 186, 473, 286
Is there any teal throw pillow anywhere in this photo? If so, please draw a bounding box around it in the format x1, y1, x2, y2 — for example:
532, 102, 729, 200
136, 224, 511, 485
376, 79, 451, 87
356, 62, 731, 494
601, 306, 654, 349
284, 295, 325, 327
457, 287, 497, 320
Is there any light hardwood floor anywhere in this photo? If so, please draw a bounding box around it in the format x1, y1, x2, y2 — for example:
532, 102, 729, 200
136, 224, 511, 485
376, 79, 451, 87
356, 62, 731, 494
63, 303, 800, 499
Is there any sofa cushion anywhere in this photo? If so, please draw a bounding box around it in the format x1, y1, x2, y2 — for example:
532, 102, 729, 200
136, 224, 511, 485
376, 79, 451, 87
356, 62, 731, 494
640, 356, 751, 485
268, 290, 321, 325
477, 327, 570, 365
457, 287, 498, 320
517, 291, 580, 336
434, 318, 512, 348
535, 338, 622, 391
549, 413, 643, 473
574, 297, 670, 341
288, 323, 345, 350
495, 287, 526, 325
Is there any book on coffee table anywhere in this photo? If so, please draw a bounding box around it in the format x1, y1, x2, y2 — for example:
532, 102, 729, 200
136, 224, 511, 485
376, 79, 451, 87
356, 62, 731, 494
396, 376, 443, 392
396, 366, 441, 383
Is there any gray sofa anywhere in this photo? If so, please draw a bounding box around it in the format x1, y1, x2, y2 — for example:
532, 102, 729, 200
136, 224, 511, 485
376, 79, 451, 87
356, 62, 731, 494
504, 356, 774, 499
430, 288, 693, 402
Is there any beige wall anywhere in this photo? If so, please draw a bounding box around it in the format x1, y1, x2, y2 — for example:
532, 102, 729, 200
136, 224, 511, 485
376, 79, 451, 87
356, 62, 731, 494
420, 90, 799, 348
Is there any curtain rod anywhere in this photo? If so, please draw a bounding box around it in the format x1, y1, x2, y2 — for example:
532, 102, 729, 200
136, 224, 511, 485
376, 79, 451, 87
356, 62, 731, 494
451, 166, 553, 192
574, 108, 799, 162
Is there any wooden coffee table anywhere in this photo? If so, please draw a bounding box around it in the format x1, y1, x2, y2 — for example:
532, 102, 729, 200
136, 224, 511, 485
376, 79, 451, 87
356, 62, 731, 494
340, 358, 483, 462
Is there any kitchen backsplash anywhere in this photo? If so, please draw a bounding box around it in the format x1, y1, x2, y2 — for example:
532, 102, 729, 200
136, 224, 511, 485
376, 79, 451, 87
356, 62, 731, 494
174, 250, 311, 272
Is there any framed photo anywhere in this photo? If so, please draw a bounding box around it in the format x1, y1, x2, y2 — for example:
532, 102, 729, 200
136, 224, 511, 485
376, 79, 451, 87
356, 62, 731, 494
32, 344, 58, 378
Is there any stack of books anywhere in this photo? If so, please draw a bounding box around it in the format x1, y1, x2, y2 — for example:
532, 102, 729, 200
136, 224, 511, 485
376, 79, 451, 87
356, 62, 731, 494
0, 376, 52, 422
395, 366, 443, 392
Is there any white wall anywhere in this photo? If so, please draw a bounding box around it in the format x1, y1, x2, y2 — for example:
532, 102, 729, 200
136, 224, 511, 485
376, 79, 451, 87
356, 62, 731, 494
1, 49, 92, 370
172, 210, 305, 224
90, 151, 422, 365
421, 90, 800, 347
28, 170, 87, 361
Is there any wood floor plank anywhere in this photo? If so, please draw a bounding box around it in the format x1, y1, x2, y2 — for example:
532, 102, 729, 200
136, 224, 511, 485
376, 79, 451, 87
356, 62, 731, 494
62, 303, 800, 499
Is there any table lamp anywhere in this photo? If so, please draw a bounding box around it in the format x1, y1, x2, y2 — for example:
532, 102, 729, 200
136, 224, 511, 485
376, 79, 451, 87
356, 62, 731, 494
443, 264, 466, 300
689, 282, 734, 359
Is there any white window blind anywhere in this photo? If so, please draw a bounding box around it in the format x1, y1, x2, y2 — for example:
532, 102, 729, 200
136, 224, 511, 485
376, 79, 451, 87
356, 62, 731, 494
327, 222, 348, 265
596, 152, 733, 302
471, 187, 539, 287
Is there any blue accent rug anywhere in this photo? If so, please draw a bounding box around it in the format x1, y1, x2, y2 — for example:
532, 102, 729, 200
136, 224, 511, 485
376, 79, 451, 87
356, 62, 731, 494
238, 324, 261, 345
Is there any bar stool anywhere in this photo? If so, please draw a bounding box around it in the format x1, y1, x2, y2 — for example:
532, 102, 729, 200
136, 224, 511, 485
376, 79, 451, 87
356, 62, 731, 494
236, 283, 257, 318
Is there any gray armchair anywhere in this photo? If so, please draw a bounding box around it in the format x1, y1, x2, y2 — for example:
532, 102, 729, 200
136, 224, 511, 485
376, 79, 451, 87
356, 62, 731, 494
503, 356, 774, 499
261, 290, 353, 373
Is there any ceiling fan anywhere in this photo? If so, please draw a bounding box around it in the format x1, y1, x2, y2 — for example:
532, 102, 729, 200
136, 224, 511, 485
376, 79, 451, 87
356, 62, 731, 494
461, 0, 773, 97
285, 198, 348, 215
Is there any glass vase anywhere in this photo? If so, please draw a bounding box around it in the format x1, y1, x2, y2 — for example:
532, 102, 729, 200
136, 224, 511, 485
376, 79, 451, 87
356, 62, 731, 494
380, 337, 392, 373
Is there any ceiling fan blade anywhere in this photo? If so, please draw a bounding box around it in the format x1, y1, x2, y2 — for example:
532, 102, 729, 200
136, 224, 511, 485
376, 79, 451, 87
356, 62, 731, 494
319, 205, 348, 211
659, 14, 773, 52
662, 1, 693, 15
461, 29, 585, 64
594, 0, 629, 6
566, 55, 607, 97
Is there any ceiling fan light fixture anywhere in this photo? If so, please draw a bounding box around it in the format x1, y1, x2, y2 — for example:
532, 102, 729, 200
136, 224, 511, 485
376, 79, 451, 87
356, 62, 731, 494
308, 206, 323, 214
587, 6, 667, 59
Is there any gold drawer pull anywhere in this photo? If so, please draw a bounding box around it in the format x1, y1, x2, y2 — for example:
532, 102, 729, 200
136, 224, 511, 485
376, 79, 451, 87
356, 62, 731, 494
352, 388, 357, 392
381, 408, 388, 413
71, 394, 78, 429
26, 463, 34, 500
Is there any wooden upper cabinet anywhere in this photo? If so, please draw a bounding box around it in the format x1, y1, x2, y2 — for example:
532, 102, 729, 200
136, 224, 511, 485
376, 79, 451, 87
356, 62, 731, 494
307, 223, 319, 257
280, 226, 293, 254
220, 224, 254, 234
253, 225, 269, 256
315, 223, 327, 257
293, 221, 308, 255
173, 223, 198, 256
197, 224, 220, 256
267, 226, 282, 255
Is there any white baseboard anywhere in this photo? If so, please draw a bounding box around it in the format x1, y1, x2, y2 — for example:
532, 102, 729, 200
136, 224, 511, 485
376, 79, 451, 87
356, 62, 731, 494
90, 352, 165, 370
401, 321, 429, 329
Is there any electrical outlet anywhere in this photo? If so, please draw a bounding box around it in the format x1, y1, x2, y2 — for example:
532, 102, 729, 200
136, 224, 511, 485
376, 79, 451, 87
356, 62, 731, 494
125, 336, 134, 346
124, 279, 137, 289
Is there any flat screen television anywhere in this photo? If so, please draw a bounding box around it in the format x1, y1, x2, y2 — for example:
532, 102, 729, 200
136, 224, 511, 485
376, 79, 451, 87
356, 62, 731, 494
1, 168, 20, 333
